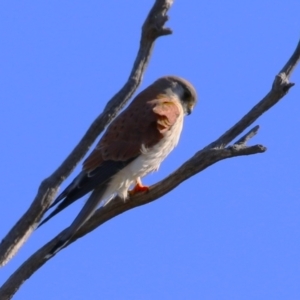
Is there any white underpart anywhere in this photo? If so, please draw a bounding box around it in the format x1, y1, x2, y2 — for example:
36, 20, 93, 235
101, 102, 184, 205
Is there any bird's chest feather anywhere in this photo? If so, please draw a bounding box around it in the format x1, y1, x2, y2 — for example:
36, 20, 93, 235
140, 113, 183, 172
107, 115, 184, 200
129, 114, 184, 178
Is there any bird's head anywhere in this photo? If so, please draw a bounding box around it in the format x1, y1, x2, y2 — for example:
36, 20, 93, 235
154, 75, 197, 115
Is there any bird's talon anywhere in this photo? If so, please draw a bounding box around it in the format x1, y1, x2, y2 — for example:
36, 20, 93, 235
129, 184, 150, 196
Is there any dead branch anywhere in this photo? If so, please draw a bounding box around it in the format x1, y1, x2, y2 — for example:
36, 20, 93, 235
0, 37, 299, 300
0, 0, 174, 268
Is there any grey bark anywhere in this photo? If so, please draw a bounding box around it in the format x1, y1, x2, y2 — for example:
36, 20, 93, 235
0, 1, 299, 299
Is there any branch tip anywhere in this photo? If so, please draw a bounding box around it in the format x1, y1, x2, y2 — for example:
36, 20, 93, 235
279, 39, 300, 77
283, 82, 295, 92
253, 144, 267, 152
142, 0, 174, 40
229, 143, 266, 155
235, 125, 260, 145
159, 28, 173, 36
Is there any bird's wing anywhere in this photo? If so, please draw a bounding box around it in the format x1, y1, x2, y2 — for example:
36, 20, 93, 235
39, 97, 180, 228
38, 160, 133, 227
82, 97, 180, 171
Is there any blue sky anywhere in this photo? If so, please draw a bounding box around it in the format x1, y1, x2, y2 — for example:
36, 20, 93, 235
0, 1, 300, 299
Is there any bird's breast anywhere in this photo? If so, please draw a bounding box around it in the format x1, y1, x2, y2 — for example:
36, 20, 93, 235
140, 112, 184, 172
105, 114, 184, 200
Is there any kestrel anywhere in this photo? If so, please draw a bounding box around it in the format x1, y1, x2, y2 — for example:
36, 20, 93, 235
42, 75, 197, 256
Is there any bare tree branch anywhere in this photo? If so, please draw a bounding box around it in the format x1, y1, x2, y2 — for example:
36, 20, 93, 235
1, 36, 299, 299
280, 40, 300, 76
208, 40, 300, 149
0, 0, 174, 268
0, 132, 265, 300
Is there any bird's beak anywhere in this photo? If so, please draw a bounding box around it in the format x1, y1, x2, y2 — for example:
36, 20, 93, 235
186, 104, 194, 115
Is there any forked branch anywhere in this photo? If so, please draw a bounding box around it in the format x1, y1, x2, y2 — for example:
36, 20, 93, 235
0, 0, 174, 268
1, 37, 299, 300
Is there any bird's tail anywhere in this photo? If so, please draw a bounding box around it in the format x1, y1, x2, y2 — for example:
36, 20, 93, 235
45, 185, 109, 258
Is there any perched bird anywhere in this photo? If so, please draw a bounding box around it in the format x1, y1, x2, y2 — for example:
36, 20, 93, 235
42, 75, 197, 256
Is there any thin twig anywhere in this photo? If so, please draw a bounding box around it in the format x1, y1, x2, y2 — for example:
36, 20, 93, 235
235, 125, 260, 145
207, 40, 300, 149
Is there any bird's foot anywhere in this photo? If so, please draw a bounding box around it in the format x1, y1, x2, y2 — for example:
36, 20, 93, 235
129, 182, 149, 196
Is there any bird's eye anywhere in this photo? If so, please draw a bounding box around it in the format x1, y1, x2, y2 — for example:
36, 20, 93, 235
183, 87, 191, 100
